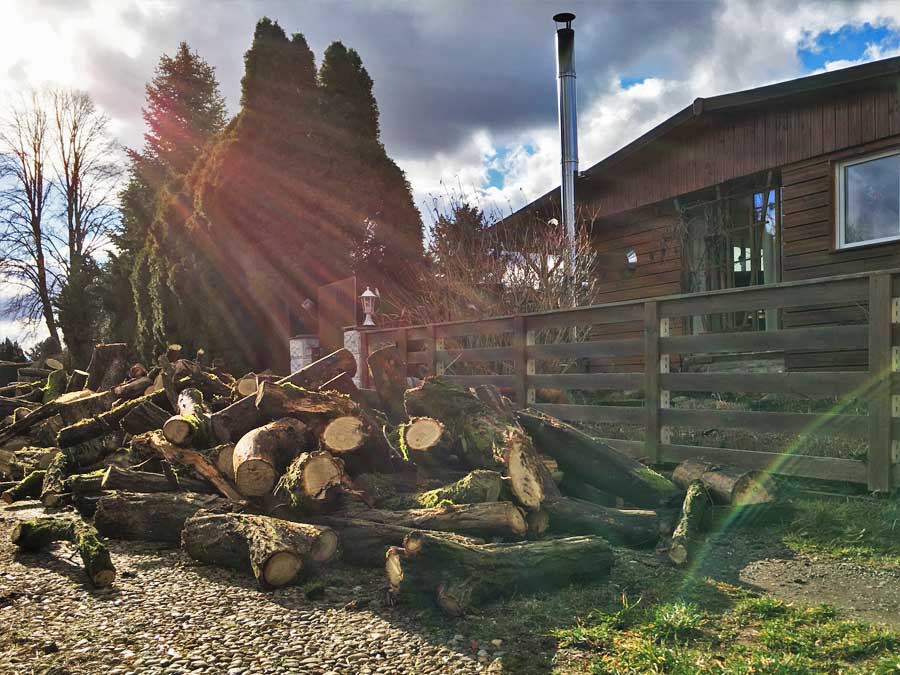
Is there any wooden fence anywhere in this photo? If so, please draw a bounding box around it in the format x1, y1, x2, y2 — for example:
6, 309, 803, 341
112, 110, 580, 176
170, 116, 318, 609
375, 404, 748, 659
354, 269, 900, 492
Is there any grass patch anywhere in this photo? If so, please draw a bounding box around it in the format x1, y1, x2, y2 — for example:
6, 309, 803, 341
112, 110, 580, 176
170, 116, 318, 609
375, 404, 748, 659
782, 497, 900, 568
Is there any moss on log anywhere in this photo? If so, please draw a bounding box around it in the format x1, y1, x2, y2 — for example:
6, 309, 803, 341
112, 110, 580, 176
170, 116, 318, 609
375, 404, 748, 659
669, 481, 713, 566
11, 517, 115, 587
1, 469, 46, 503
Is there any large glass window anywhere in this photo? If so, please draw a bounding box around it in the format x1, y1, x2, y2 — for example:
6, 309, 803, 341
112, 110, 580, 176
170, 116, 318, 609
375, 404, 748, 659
836, 150, 900, 248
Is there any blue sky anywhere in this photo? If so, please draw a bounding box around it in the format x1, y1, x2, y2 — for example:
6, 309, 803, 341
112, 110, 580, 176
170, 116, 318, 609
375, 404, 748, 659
799, 22, 900, 71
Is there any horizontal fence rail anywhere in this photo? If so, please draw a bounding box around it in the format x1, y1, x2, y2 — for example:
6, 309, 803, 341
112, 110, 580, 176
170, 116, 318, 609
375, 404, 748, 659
352, 268, 900, 492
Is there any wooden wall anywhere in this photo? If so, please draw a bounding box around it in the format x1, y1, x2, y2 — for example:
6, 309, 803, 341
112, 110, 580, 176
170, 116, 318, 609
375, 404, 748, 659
583, 79, 900, 219
781, 135, 900, 370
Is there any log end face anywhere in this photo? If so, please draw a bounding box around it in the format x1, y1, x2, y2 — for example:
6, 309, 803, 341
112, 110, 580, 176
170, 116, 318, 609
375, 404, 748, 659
263, 551, 302, 589
312, 528, 340, 563
436, 581, 470, 617
234, 459, 277, 497
385, 546, 404, 590
668, 541, 689, 566
91, 568, 116, 587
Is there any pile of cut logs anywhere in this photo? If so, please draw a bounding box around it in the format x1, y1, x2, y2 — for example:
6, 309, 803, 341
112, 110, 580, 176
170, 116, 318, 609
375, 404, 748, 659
0, 343, 775, 615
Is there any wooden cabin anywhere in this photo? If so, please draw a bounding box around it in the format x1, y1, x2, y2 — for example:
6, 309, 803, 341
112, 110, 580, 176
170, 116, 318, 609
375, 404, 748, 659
506, 56, 900, 371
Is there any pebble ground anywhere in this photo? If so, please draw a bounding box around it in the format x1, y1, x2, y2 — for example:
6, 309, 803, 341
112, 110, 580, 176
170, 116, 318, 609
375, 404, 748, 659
0, 503, 503, 675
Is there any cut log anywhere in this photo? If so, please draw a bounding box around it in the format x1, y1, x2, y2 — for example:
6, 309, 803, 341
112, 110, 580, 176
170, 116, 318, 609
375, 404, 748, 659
162, 388, 211, 447
85, 343, 130, 392
366, 345, 407, 423
40, 453, 71, 507
300, 515, 484, 567
320, 415, 381, 474
11, 517, 115, 587
235, 373, 260, 397
42, 368, 68, 403
559, 476, 619, 507
0, 396, 38, 417
64, 369, 89, 393
382, 470, 503, 510
101, 465, 215, 494
669, 481, 713, 566
276, 450, 345, 510
119, 400, 169, 436
132, 431, 244, 504
516, 409, 681, 508
254, 382, 357, 430
213, 443, 236, 480
94, 491, 226, 543
112, 376, 153, 400
183, 361, 232, 399
317, 372, 363, 404
1, 469, 46, 503
232, 418, 310, 497
181, 512, 338, 589
344, 501, 527, 539
128, 364, 149, 379
671, 460, 774, 506
209, 348, 357, 442
399, 417, 456, 468
543, 497, 659, 548
405, 379, 546, 510
56, 389, 170, 448
18, 366, 51, 382
351, 472, 420, 507
45, 357, 65, 371
525, 509, 550, 538
386, 533, 613, 616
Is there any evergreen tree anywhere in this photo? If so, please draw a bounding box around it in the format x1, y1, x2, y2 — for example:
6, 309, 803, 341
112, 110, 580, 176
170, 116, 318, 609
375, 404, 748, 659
102, 43, 226, 360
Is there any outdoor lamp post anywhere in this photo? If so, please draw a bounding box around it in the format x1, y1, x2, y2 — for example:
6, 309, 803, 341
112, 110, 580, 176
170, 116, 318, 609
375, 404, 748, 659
360, 286, 378, 326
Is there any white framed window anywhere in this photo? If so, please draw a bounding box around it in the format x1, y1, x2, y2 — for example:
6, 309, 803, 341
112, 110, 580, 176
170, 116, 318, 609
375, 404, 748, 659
836, 148, 900, 249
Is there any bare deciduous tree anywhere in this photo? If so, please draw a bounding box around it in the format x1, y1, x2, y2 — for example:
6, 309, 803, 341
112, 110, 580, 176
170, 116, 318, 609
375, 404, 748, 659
0, 92, 62, 350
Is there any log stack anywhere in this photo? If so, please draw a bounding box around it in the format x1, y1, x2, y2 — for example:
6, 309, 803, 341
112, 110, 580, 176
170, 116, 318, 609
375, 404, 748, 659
0, 341, 781, 615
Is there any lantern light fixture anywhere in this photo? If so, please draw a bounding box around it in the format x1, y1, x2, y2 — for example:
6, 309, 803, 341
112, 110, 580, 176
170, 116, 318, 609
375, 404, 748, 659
360, 286, 378, 327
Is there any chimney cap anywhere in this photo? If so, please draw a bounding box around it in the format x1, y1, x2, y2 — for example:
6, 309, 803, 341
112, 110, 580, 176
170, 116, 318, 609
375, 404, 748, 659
553, 12, 576, 24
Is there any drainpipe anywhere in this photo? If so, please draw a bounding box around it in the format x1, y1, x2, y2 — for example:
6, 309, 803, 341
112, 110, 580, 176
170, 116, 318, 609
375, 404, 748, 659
554, 12, 578, 304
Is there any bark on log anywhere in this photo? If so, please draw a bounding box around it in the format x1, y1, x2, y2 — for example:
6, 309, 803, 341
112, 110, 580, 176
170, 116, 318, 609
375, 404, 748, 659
318, 372, 363, 404
386, 533, 613, 616
113, 377, 153, 400
85, 343, 130, 392
405, 379, 546, 510
94, 491, 226, 543
254, 382, 357, 431
64, 370, 89, 393
132, 431, 244, 504
40, 453, 71, 507
300, 515, 484, 568
344, 501, 527, 539
671, 460, 774, 506
181, 512, 338, 589
214, 443, 236, 480
516, 409, 681, 508
0, 396, 38, 417
276, 450, 345, 510
669, 481, 712, 566
57, 389, 169, 448
367, 345, 407, 423
18, 366, 51, 382
381, 470, 503, 510
543, 497, 659, 548
42, 369, 68, 404
1, 469, 46, 503
120, 401, 169, 436
525, 509, 550, 538
162, 388, 211, 447
101, 465, 215, 494
209, 349, 356, 442
232, 418, 310, 497
559, 476, 619, 507
11, 517, 115, 587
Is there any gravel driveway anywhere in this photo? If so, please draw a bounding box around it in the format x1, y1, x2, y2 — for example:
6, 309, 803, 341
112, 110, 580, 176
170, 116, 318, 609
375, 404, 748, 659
0, 503, 496, 675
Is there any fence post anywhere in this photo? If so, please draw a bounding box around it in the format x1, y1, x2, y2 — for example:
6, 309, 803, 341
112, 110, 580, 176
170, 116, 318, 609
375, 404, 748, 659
513, 316, 527, 408
397, 328, 408, 384
359, 329, 369, 389
644, 301, 661, 464
428, 324, 437, 378
868, 272, 893, 493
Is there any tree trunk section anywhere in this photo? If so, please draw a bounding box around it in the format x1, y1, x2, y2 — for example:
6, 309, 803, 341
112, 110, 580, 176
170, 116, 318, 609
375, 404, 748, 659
209, 348, 356, 442
367, 345, 407, 423
65, 370, 88, 393
181, 512, 338, 589
276, 450, 345, 511
405, 379, 546, 510
85, 343, 129, 392
120, 401, 169, 436
131, 431, 244, 504
57, 389, 169, 448
344, 501, 527, 539
382, 470, 503, 510
94, 491, 226, 543
671, 460, 774, 506
669, 481, 713, 565
543, 497, 659, 548
517, 408, 681, 508
254, 382, 357, 432
301, 515, 483, 568
386, 533, 613, 616
101, 465, 215, 494
40, 453, 70, 507
11, 517, 115, 587
162, 388, 211, 448
559, 476, 619, 507
232, 418, 310, 497
1, 469, 46, 503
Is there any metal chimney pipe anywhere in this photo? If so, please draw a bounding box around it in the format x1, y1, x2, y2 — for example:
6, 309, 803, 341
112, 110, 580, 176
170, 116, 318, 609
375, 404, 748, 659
554, 12, 578, 298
